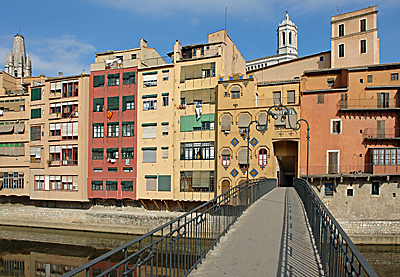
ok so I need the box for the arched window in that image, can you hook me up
[289,32,292,44]
[259,149,268,166]
[282,32,286,45]
[238,113,251,135]
[221,114,231,132]
[238,148,249,170]
[258,112,267,131]
[221,149,231,167]
[231,86,240,99]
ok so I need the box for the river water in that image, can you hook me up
[0,225,399,276]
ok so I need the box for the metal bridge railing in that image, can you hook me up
[294,178,378,277]
[62,178,277,277]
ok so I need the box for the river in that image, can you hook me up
[0,226,399,276]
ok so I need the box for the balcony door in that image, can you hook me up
[377,120,385,138]
[328,151,339,174]
[377,93,389,108]
[341,93,348,109]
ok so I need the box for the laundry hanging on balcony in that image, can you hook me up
[195,102,203,121]
[106,58,122,69]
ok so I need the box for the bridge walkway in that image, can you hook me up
[189,187,324,276]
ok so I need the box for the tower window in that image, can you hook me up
[360,19,366,32]
[339,24,344,37]
[289,32,292,44]
[361,40,367,54]
[282,32,285,45]
[339,44,345,58]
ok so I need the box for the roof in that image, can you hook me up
[304,62,400,75]
[258,79,301,86]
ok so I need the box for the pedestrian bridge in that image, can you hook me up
[63,179,378,277]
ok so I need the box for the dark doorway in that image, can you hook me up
[273,141,298,187]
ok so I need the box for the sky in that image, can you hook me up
[1,1,399,77]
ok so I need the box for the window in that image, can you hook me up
[31,108,41,119]
[93,123,104,138]
[361,40,367,54]
[180,62,215,82]
[372,181,379,195]
[331,119,342,134]
[319,56,324,62]
[93,75,105,87]
[162,147,168,158]
[50,82,62,94]
[339,24,344,37]
[238,148,249,170]
[273,91,281,105]
[123,72,135,85]
[360,19,366,32]
[325,183,333,196]
[123,95,134,111]
[372,148,400,166]
[143,124,157,138]
[377,120,385,138]
[31,87,41,101]
[107,122,119,137]
[231,86,240,99]
[107,96,119,111]
[92,148,103,160]
[92,181,103,191]
[143,73,157,87]
[328,151,339,174]
[62,81,78,97]
[258,149,268,166]
[93,168,102,173]
[287,90,295,104]
[162,124,169,135]
[106,148,119,160]
[62,145,78,165]
[143,148,156,163]
[221,149,231,167]
[180,142,215,160]
[62,122,78,140]
[238,114,251,135]
[391,73,399,81]
[107,73,119,86]
[367,75,373,83]
[93,98,104,112]
[339,44,345,58]
[180,171,214,192]
[158,175,171,191]
[318,94,325,103]
[34,175,45,190]
[327,78,334,87]
[163,95,169,106]
[377,92,389,108]
[49,146,61,162]
[180,114,215,132]
[143,98,157,110]
[122,122,134,137]
[289,32,292,44]
[131,54,137,59]
[221,114,231,132]
[347,188,354,197]
[163,71,169,81]
[106,181,118,191]
[30,147,42,163]
[146,176,157,191]
[121,147,134,159]
[62,102,78,118]
[3,172,24,189]
[30,126,41,141]
[282,31,285,44]
[123,167,133,172]
[121,181,133,191]
[108,167,117,172]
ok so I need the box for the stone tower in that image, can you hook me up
[5,34,32,77]
[277,12,298,57]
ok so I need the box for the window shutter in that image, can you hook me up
[200,171,210,188]
[31,88,41,101]
[221,149,231,156]
[287,90,295,104]
[123,95,134,111]
[146,178,157,191]
[143,126,157,139]
[328,152,339,173]
[192,171,202,187]
[73,122,79,136]
[143,149,156,162]
[62,123,67,136]
[162,125,168,134]
[238,114,251,128]
[180,116,194,132]
[273,92,281,105]
[158,175,171,191]
[258,112,267,126]
[286,109,297,129]
[238,148,248,164]
[107,96,119,111]
[221,114,231,131]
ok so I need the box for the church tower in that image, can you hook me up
[277,12,298,57]
[4,34,32,77]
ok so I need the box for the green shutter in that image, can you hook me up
[93,75,104,87]
[145,175,158,178]
[107,96,119,110]
[142,71,158,75]
[31,108,41,119]
[180,115,195,132]
[92,180,103,185]
[31,88,41,101]
[108,73,119,78]
[200,113,215,122]
[141,123,157,126]
[122,95,134,111]
[158,175,171,191]
[162,92,169,96]
[123,72,135,79]
[142,94,157,99]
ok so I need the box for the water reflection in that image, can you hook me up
[358,244,400,277]
[0,226,138,277]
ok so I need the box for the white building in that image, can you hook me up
[246,12,298,72]
[5,34,32,77]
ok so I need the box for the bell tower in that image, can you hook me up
[277,11,298,57]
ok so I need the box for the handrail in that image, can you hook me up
[294,178,378,277]
[62,178,277,277]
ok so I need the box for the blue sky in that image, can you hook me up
[1,1,399,77]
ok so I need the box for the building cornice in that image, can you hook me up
[330,9,378,24]
[331,28,378,41]
[301,88,349,94]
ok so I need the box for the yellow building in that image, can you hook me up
[216,75,301,193]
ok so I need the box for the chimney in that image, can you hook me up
[140,39,147,48]
[58,72,63,77]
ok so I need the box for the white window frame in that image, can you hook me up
[331,119,342,134]
[326,150,340,174]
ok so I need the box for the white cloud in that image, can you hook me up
[28,35,96,77]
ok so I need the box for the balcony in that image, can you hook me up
[337,98,400,111]
[49,92,61,99]
[141,57,170,67]
[363,128,400,141]
[48,113,62,120]
[300,164,373,177]
[47,160,61,167]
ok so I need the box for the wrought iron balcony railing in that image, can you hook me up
[337,98,400,110]
[363,128,400,140]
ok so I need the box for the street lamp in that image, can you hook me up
[265,103,310,181]
[246,121,265,181]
